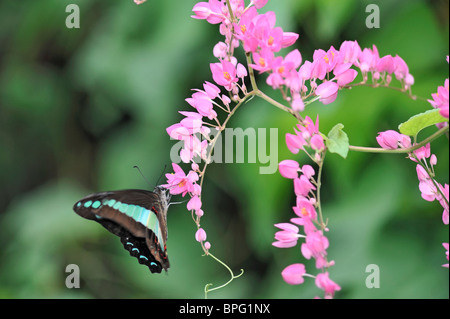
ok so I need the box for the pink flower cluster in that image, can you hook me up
[377,131,449,267]
[428,56,449,120]
[162,162,211,251]
[193,0,414,112]
[274,116,341,298]
[264,41,414,109]
[284,115,325,161]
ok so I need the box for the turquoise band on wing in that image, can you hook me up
[79,198,164,247]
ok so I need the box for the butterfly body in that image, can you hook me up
[73,187,170,273]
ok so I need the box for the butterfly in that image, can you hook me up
[73,186,171,273]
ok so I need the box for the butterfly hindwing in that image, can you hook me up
[73,188,170,273]
[120,230,163,274]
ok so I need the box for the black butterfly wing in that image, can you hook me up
[73,189,169,273]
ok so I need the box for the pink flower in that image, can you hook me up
[333,63,358,87]
[167,123,190,141]
[310,134,325,151]
[281,32,299,48]
[201,81,221,99]
[186,91,218,120]
[264,26,284,53]
[339,40,361,65]
[250,47,275,73]
[191,0,226,24]
[412,143,431,161]
[213,41,228,59]
[301,230,329,268]
[315,81,339,105]
[267,49,302,89]
[250,0,269,9]
[291,95,305,112]
[440,184,449,224]
[358,45,380,73]
[234,7,259,52]
[294,175,316,197]
[285,116,324,153]
[443,243,449,268]
[285,132,306,154]
[416,164,440,202]
[236,63,248,78]
[376,130,402,149]
[273,223,303,248]
[298,115,319,139]
[315,272,341,298]
[298,60,312,82]
[281,263,306,285]
[278,160,300,179]
[301,165,315,179]
[210,60,239,91]
[393,55,410,81]
[309,58,328,81]
[292,198,317,221]
[428,78,449,119]
[179,135,209,163]
[377,55,396,74]
[291,214,317,235]
[314,46,339,73]
[164,163,199,197]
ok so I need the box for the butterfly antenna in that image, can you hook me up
[155,164,167,186]
[133,165,153,188]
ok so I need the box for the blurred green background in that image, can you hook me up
[0,0,448,299]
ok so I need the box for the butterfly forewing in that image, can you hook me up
[73,188,170,273]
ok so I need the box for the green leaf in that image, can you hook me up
[398,109,448,137]
[326,123,349,158]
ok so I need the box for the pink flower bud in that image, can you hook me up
[187,195,202,211]
[251,0,269,9]
[315,81,339,105]
[339,40,361,65]
[301,165,315,179]
[278,160,300,179]
[191,163,199,171]
[430,154,437,166]
[336,68,358,87]
[203,81,221,99]
[376,130,401,149]
[281,263,306,285]
[237,63,248,78]
[195,228,207,242]
[310,134,325,151]
[281,32,299,48]
[291,96,305,112]
[377,55,395,74]
[196,209,204,218]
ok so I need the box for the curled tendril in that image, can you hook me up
[203,252,245,299]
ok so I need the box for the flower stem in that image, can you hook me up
[316,152,327,229]
[349,125,449,154]
[256,90,296,116]
[245,52,259,92]
[344,81,426,102]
